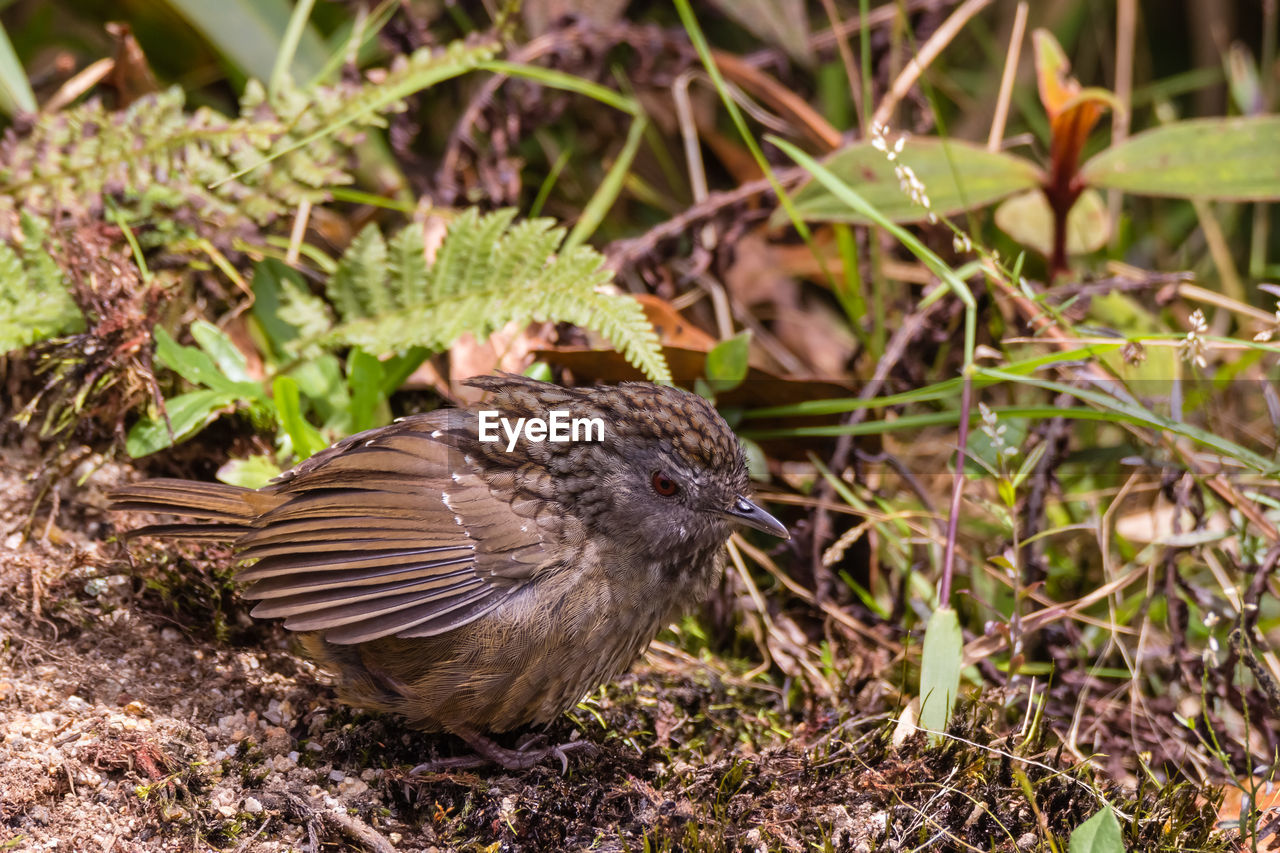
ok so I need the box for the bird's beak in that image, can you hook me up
[723,495,790,539]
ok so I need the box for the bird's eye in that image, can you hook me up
[651,471,679,496]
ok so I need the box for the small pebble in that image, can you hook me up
[338,777,369,797]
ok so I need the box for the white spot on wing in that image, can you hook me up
[440,491,470,536]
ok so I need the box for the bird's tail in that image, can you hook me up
[108,478,280,541]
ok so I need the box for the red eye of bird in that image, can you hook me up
[651,472,679,496]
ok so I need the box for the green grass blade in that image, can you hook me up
[269,0,318,97]
[566,115,648,249]
[477,60,640,115]
[0,20,35,116]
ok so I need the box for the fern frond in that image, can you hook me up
[226,40,497,182]
[326,225,390,319]
[389,224,429,305]
[325,210,670,382]
[0,40,496,243]
[0,214,83,353]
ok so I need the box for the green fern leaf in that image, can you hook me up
[326,224,390,319]
[389,223,429,306]
[325,209,670,382]
[0,214,83,353]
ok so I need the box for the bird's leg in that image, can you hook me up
[409,727,595,774]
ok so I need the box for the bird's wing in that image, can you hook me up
[238,414,556,645]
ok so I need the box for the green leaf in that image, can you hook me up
[1081,115,1280,200]
[188,319,253,384]
[919,606,963,744]
[250,259,332,361]
[346,348,385,434]
[290,354,348,425]
[217,454,282,489]
[388,225,428,307]
[740,437,770,481]
[378,348,431,396]
[964,416,1028,476]
[705,331,752,392]
[1068,806,1125,853]
[994,187,1111,256]
[161,0,328,84]
[272,375,327,460]
[769,136,978,365]
[1011,442,1048,491]
[783,138,1042,225]
[269,0,318,97]
[126,389,239,457]
[523,361,554,382]
[478,60,640,117]
[152,326,262,398]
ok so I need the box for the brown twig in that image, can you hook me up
[987,2,1028,151]
[1046,270,1193,302]
[605,167,809,273]
[870,0,995,130]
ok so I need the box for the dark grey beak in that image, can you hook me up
[724,495,790,539]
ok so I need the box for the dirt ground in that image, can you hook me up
[0,443,1230,852]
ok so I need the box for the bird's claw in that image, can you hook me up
[409,731,596,775]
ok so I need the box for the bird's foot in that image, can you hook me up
[410,729,595,774]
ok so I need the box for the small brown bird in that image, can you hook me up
[110,374,788,770]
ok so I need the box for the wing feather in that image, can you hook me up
[245,556,474,597]
[316,590,505,644]
[250,567,481,619]
[233,413,553,644]
[238,547,473,582]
